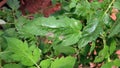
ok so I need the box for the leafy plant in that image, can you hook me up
[0,0,120,68]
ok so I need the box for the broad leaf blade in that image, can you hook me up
[54,46,76,55]
[108,13,120,37]
[60,32,81,46]
[3,64,23,68]
[40,59,52,68]
[94,45,109,63]
[78,18,103,48]
[6,37,41,66]
[51,56,76,68]
[7,0,20,10]
[101,62,113,68]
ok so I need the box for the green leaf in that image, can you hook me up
[74,1,91,17]
[101,62,113,68]
[54,46,76,55]
[113,59,120,66]
[82,18,99,36]
[0,30,3,36]
[69,0,78,9]
[80,45,90,56]
[40,59,52,68]
[0,51,13,62]
[91,2,102,10]
[113,2,120,10]
[89,42,95,54]
[7,0,20,10]
[3,28,17,37]
[60,32,81,46]
[109,39,116,55]
[36,16,65,28]
[3,64,23,68]
[51,56,76,68]
[78,18,103,48]
[108,13,120,37]
[94,45,109,62]
[16,16,82,36]
[103,13,111,25]
[6,37,41,66]
[28,66,36,68]
[36,16,82,29]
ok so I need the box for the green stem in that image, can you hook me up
[101,33,111,62]
[108,56,111,62]
[101,33,106,47]
[102,0,115,18]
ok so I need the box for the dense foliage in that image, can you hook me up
[0,0,120,68]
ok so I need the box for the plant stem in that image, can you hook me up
[102,0,115,18]
[101,33,106,47]
[101,33,112,62]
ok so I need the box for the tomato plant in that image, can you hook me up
[0,0,120,68]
